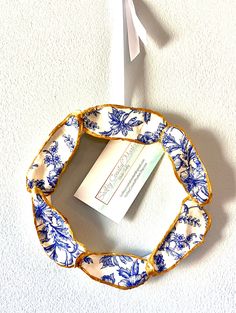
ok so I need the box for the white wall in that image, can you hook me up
[0,1,235,312]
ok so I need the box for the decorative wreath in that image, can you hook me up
[26,104,212,290]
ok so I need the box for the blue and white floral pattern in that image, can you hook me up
[43,141,63,191]
[101,273,115,284]
[65,116,79,129]
[152,198,210,273]
[27,178,46,191]
[137,122,166,144]
[32,192,85,267]
[82,106,167,144]
[26,105,212,289]
[63,134,75,152]
[153,254,167,272]
[26,114,80,195]
[117,259,148,287]
[79,254,149,289]
[100,255,133,268]
[158,229,198,260]
[161,126,210,204]
[99,107,143,136]
[83,109,101,131]
[83,256,94,264]
[178,203,201,227]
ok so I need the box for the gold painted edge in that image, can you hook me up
[79,103,168,145]
[75,251,151,290]
[79,103,167,121]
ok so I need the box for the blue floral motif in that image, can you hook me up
[63,134,75,152]
[83,109,101,130]
[33,193,83,266]
[101,273,115,284]
[162,127,209,203]
[143,111,151,124]
[202,211,209,224]
[87,109,101,117]
[153,254,167,272]
[99,108,143,137]
[117,259,148,287]
[100,255,133,269]
[137,131,158,144]
[65,116,79,129]
[131,109,151,124]
[178,204,201,227]
[27,178,46,191]
[137,122,166,144]
[180,170,208,199]
[27,179,34,189]
[43,141,64,191]
[159,227,198,260]
[83,116,99,130]
[83,256,93,264]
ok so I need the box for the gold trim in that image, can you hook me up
[75,251,151,290]
[79,103,167,121]
[26,104,213,288]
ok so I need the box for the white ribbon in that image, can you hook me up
[124,0,147,61]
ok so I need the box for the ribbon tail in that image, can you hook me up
[125,0,147,61]
[132,8,147,46]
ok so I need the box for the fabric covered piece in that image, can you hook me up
[161,126,211,204]
[82,105,167,144]
[76,253,150,290]
[26,115,81,195]
[150,198,211,273]
[32,191,86,267]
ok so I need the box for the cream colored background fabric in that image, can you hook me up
[0,0,235,312]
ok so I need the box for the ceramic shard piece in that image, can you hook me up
[76,253,152,289]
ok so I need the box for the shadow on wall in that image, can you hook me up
[51,111,234,262]
[123,0,233,268]
[52,0,234,268]
[123,0,172,106]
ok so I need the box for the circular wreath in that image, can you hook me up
[26,104,212,290]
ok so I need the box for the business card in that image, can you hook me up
[74,140,164,223]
